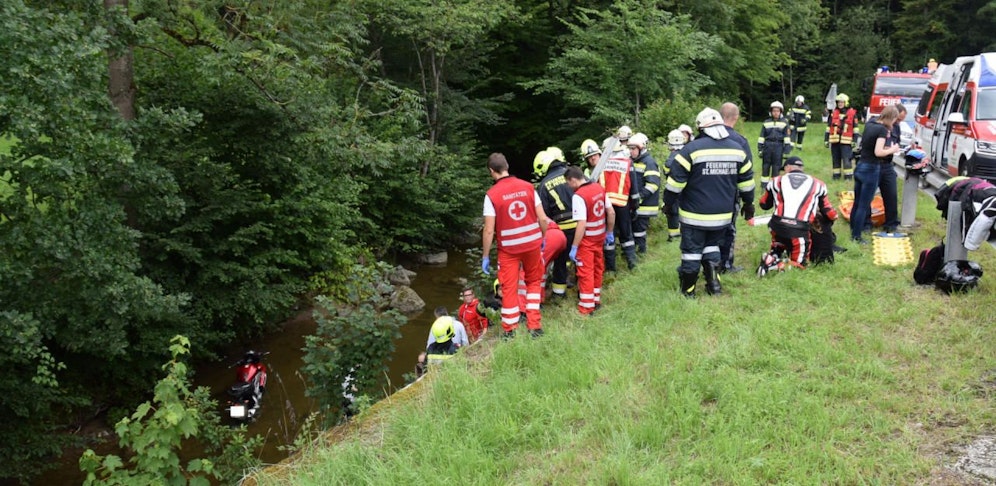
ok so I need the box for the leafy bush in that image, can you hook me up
[79,336,261,486]
[301,264,406,423]
[638,94,726,143]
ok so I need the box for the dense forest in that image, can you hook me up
[2,0,995,482]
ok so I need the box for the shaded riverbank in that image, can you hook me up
[24,248,477,485]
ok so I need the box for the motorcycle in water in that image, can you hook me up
[227,350,268,422]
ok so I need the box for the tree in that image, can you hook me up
[893,0,996,65]
[368,0,519,175]
[659,0,790,108]
[525,0,719,131]
[777,0,827,104]
[817,5,893,109]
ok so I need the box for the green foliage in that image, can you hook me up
[819,5,893,109]
[660,0,790,100]
[353,146,486,254]
[637,94,724,142]
[0,4,189,474]
[79,336,262,485]
[302,263,406,423]
[0,311,78,482]
[526,0,719,130]
[366,0,520,148]
[773,0,827,105]
[891,0,996,66]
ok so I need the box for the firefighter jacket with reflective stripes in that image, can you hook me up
[826,108,858,144]
[537,162,577,230]
[632,150,661,216]
[598,146,638,207]
[486,176,543,254]
[758,171,837,238]
[789,103,812,131]
[573,180,609,245]
[758,116,792,152]
[662,134,755,229]
[425,340,457,364]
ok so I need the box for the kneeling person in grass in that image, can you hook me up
[758,156,837,267]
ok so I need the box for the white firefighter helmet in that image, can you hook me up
[770,101,784,111]
[580,139,601,159]
[667,129,685,149]
[616,125,633,141]
[695,108,723,128]
[628,133,649,149]
[795,95,804,104]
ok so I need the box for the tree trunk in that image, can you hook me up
[105,0,136,121]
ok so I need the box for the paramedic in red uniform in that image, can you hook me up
[481,153,549,339]
[457,287,488,342]
[564,166,615,315]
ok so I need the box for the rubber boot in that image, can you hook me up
[623,245,638,270]
[604,246,617,272]
[635,236,647,254]
[679,271,698,298]
[702,261,722,295]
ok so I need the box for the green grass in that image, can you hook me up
[249,124,996,485]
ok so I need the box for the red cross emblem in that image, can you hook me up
[593,200,605,217]
[508,200,528,221]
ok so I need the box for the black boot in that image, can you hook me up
[623,245,638,270]
[604,246,617,272]
[679,271,698,298]
[702,262,722,295]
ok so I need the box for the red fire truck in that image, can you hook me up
[866,70,932,147]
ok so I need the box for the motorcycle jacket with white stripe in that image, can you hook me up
[759,171,837,238]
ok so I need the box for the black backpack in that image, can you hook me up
[913,242,945,285]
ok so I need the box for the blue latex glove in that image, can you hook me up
[569,245,578,263]
[541,238,546,253]
[481,256,490,275]
[606,232,615,246]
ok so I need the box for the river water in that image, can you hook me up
[27,248,476,485]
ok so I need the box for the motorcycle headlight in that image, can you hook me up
[976,140,996,156]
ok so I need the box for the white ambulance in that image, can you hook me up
[913,52,996,183]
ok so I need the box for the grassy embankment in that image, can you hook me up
[248,123,996,484]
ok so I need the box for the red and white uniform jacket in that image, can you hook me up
[598,147,637,208]
[572,181,610,247]
[485,176,543,254]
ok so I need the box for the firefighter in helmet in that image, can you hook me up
[580,139,601,179]
[662,108,755,297]
[825,93,859,180]
[662,129,685,242]
[757,101,792,185]
[789,95,812,149]
[534,147,576,300]
[627,133,660,254]
[597,125,640,271]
